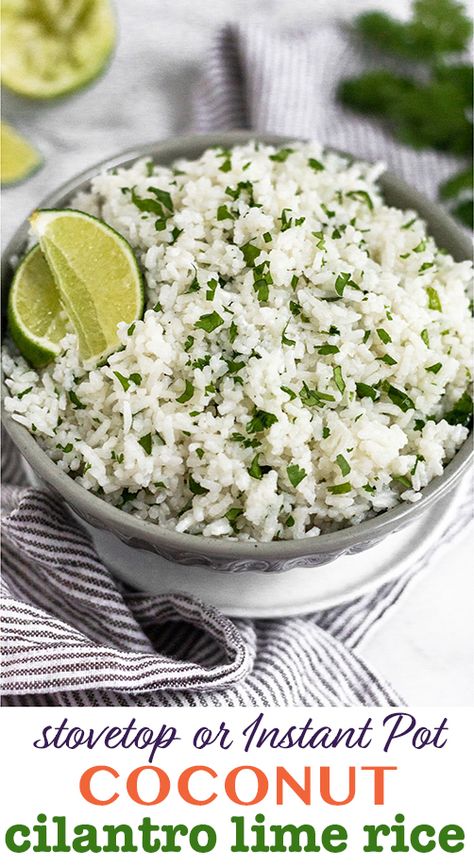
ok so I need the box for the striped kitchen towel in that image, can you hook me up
[1,20,472,707]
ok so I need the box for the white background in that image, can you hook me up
[1,708,473,862]
[2,0,473,705]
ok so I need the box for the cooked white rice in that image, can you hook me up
[3,142,473,541]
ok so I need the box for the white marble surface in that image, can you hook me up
[2,0,472,705]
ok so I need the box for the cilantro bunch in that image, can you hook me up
[338,0,473,227]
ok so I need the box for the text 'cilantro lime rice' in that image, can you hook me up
[3,142,473,542]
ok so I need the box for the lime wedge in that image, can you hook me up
[30,209,144,362]
[1,122,42,186]
[7,244,67,367]
[1,0,116,99]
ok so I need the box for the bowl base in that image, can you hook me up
[79,484,460,618]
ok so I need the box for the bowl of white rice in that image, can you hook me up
[2,132,472,574]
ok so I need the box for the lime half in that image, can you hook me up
[7,244,67,367]
[30,209,144,362]
[1,122,43,186]
[1,0,116,99]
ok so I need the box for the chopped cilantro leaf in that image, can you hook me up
[318,344,339,355]
[300,383,335,407]
[413,239,427,253]
[217,204,233,221]
[376,327,392,344]
[384,383,415,412]
[322,426,330,439]
[421,328,430,347]
[148,187,174,212]
[226,507,244,523]
[248,454,271,479]
[192,355,211,370]
[17,386,33,399]
[270,147,294,162]
[189,476,209,495]
[426,362,442,374]
[287,464,307,487]
[312,230,326,250]
[246,409,278,434]
[170,226,183,244]
[240,241,261,268]
[380,353,397,365]
[68,390,86,408]
[335,272,351,296]
[281,325,296,347]
[113,372,130,392]
[444,390,473,426]
[393,474,412,489]
[426,286,442,311]
[356,382,378,400]
[184,335,194,352]
[328,482,352,494]
[336,454,351,476]
[195,311,224,333]
[176,381,194,403]
[333,366,346,394]
[281,386,297,400]
[289,300,302,315]
[138,433,152,455]
[346,189,374,209]
[308,157,325,172]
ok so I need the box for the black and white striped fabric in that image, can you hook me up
[1,21,471,707]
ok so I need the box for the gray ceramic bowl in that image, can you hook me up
[2,131,472,574]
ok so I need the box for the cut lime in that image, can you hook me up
[30,209,144,362]
[1,0,116,99]
[7,244,67,367]
[1,122,43,186]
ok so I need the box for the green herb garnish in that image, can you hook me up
[270,147,294,163]
[346,190,374,209]
[287,464,307,487]
[195,311,224,333]
[318,344,339,355]
[336,454,351,476]
[376,328,392,344]
[176,381,195,403]
[246,409,278,434]
[328,482,352,494]
[356,382,378,400]
[426,286,442,311]
[333,366,345,394]
[138,433,153,455]
[308,157,325,172]
[444,390,473,426]
[189,476,209,495]
[335,272,351,296]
